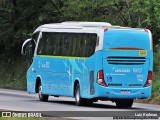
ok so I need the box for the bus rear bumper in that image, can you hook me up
[93,85,151,99]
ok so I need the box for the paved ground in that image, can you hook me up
[0,88,159,120]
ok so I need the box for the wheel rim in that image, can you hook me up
[76,88,80,103]
[39,86,42,98]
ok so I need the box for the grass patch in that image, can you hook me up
[0,58,30,90]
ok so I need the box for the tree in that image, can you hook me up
[0,0,66,57]
[0,0,160,58]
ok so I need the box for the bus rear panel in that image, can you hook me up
[94,29,152,100]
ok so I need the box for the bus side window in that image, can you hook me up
[23,40,33,64]
[37,33,45,55]
[23,32,39,63]
[32,32,39,54]
[88,34,97,56]
[36,32,97,57]
[77,33,97,57]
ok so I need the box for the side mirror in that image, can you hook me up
[21,38,32,55]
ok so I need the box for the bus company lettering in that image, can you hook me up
[115,68,130,73]
[133,68,142,73]
[42,62,50,68]
[137,74,144,81]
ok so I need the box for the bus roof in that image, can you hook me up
[35,22,144,32]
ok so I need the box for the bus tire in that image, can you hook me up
[75,84,85,106]
[115,99,133,108]
[38,82,49,102]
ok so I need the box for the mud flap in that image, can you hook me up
[90,70,95,95]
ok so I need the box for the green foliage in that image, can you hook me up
[152,47,160,101]
[0,0,160,56]
[0,58,29,89]
[0,0,65,57]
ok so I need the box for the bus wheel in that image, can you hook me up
[38,82,49,101]
[115,99,133,108]
[75,84,84,106]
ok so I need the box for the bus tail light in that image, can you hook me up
[104,28,108,32]
[144,71,152,87]
[97,70,107,87]
[144,29,149,32]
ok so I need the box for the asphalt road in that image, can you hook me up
[0,88,160,120]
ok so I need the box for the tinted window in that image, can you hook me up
[32,32,39,44]
[31,32,39,54]
[37,32,97,57]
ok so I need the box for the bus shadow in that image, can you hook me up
[46,99,115,109]
[45,100,147,110]
[90,103,147,110]
[30,98,147,110]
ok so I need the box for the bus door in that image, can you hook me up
[21,32,39,93]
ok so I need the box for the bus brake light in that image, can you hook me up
[104,28,108,32]
[144,29,149,32]
[97,70,107,87]
[144,71,152,87]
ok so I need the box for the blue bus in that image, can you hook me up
[21,22,153,108]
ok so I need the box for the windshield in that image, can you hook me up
[103,30,150,50]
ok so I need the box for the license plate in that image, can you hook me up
[121,90,130,94]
